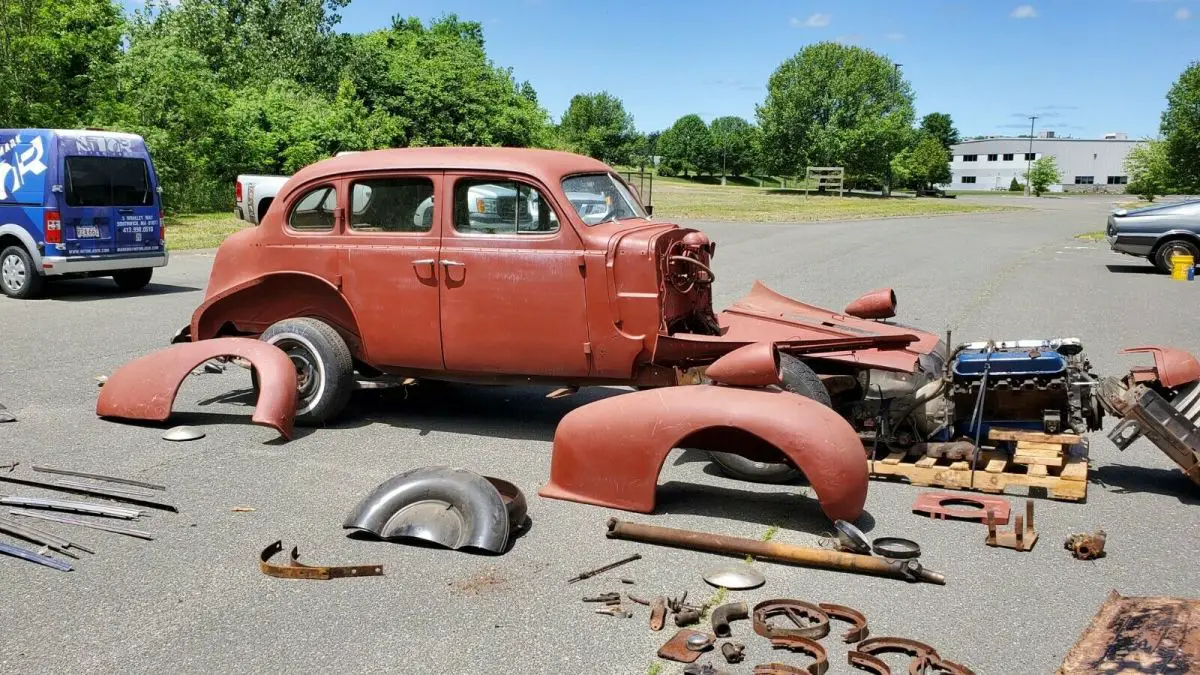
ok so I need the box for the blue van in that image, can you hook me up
[0,129,167,299]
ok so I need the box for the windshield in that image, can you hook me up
[561,173,647,225]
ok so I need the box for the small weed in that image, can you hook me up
[700,586,728,619]
[647,662,662,675]
[1074,231,1106,241]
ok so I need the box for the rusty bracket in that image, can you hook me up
[1065,531,1106,560]
[985,500,1038,552]
[847,651,891,674]
[818,602,869,643]
[650,595,667,631]
[753,599,831,641]
[657,629,714,664]
[912,492,1011,526]
[769,634,830,674]
[582,592,621,603]
[258,540,383,580]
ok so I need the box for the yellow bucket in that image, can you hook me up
[1170,253,1195,281]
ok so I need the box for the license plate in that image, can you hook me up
[76,225,100,238]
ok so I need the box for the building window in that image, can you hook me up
[961,176,977,184]
[1106,175,1128,185]
[1003,153,1014,161]
[987,154,998,161]
[963,154,977,162]
[1024,153,1036,161]
[1074,176,1095,185]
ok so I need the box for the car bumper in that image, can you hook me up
[1107,234,1154,257]
[41,252,169,276]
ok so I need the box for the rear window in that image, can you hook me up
[64,157,154,207]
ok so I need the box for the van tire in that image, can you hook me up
[112,268,153,292]
[0,245,43,299]
[260,317,354,426]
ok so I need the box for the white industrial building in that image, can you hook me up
[947,132,1144,193]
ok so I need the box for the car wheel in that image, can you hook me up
[0,245,44,299]
[112,268,153,292]
[707,354,832,484]
[1153,238,1200,274]
[260,317,354,426]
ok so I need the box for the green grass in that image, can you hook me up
[652,182,1010,222]
[166,212,249,250]
[1075,231,1106,241]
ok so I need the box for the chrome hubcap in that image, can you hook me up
[1,254,26,292]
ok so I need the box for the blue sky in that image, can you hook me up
[131,0,1198,139]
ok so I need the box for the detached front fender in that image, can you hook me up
[96,337,297,440]
[538,385,868,522]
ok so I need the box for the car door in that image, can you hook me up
[438,172,591,377]
[335,172,444,370]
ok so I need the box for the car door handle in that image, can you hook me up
[118,208,135,215]
[412,258,436,265]
[439,260,465,268]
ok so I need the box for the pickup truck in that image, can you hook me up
[234,174,288,225]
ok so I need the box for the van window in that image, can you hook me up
[64,157,154,207]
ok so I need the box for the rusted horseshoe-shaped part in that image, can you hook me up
[753,599,831,641]
[929,659,975,675]
[259,540,383,580]
[856,637,942,675]
[848,651,891,675]
[765,635,830,675]
[754,664,810,675]
[818,602,869,643]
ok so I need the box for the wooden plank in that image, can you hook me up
[1014,441,1066,457]
[868,451,1088,503]
[984,458,1008,474]
[1013,454,1066,468]
[915,457,937,468]
[1028,464,1049,477]
[988,428,1081,444]
[1059,457,1090,482]
[948,461,970,471]
[881,452,905,466]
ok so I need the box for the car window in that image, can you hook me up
[561,173,647,225]
[452,179,559,235]
[350,178,435,233]
[288,186,337,232]
[64,157,154,207]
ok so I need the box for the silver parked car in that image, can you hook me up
[1107,199,1200,272]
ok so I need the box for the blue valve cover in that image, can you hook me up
[952,349,1068,378]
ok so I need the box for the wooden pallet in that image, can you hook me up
[869,449,1088,502]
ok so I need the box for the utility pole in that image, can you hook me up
[720,132,727,187]
[1024,115,1038,196]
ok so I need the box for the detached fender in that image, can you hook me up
[1123,345,1200,389]
[96,337,297,439]
[539,386,868,522]
[343,466,528,554]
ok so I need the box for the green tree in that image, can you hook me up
[919,113,959,150]
[558,91,635,164]
[659,114,715,178]
[1161,61,1200,191]
[1009,176,1022,192]
[709,116,759,180]
[0,0,124,127]
[1125,138,1172,201]
[890,134,950,190]
[757,42,915,194]
[1026,155,1062,196]
[628,131,658,171]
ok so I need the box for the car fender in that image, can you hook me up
[1123,345,1200,389]
[0,223,43,268]
[539,385,869,522]
[343,466,527,554]
[96,337,297,439]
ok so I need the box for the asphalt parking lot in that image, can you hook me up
[1,195,1197,674]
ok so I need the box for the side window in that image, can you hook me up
[350,177,435,233]
[288,185,337,232]
[452,179,559,235]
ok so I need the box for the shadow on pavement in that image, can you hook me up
[1090,463,1200,504]
[40,280,200,301]
[1105,263,1159,275]
[655,480,876,535]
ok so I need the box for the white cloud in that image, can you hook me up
[1010,4,1038,18]
[834,35,863,45]
[791,12,832,28]
[884,32,906,41]
[1176,7,1192,19]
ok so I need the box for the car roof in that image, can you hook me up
[288,147,615,187]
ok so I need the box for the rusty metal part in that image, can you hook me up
[0,474,177,513]
[567,553,641,584]
[582,592,621,603]
[31,465,167,491]
[1065,531,1107,560]
[834,520,872,554]
[856,637,941,674]
[9,509,154,540]
[607,519,946,584]
[704,342,781,387]
[721,641,746,663]
[912,492,1011,526]
[1106,382,1200,487]
[667,590,699,613]
[649,596,667,631]
[258,540,383,580]
[0,461,17,471]
[97,338,296,439]
[620,577,635,584]
[871,537,921,560]
[754,664,811,675]
[712,602,750,637]
[675,608,702,627]
[657,629,714,663]
[844,288,897,320]
[819,603,870,643]
[935,659,975,675]
[768,635,830,675]
[913,441,975,461]
[594,605,632,618]
[1058,590,1200,673]
[1122,346,1200,389]
[848,651,891,674]
[626,593,651,606]
[542,386,870,523]
[986,500,1037,552]
[753,599,831,641]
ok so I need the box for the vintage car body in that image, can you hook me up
[185,147,936,392]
